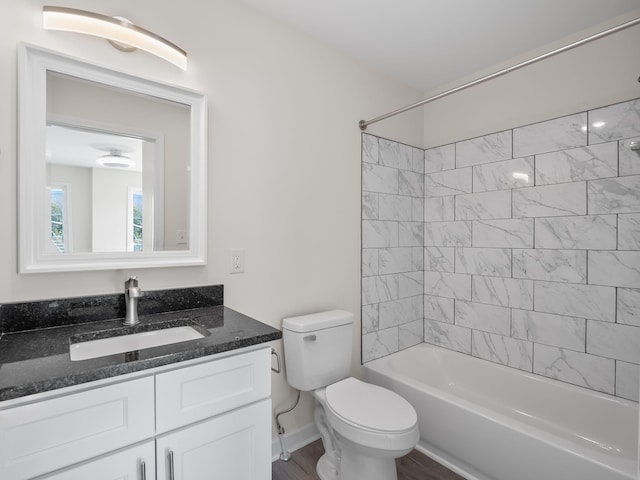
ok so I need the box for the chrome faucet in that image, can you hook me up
[124,276,142,326]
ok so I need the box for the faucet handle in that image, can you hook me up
[124,276,139,289]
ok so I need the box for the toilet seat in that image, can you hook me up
[324,377,419,451]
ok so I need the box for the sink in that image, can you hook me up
[70,326,205,361]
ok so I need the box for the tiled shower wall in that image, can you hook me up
[362,98,640,401]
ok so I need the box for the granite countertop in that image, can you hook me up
[0,286,282,402]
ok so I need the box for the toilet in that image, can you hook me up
[282,310,419,480]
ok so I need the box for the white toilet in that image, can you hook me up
[282,310,419,480]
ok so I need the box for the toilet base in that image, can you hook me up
[316,453,339,480]
[337,442,399,480]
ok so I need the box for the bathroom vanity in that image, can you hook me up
[0,285,281,480]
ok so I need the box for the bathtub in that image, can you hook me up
[363,343,638,480]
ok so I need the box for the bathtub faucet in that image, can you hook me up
[123,276,142,326]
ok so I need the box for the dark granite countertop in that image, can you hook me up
[0,286,281,402]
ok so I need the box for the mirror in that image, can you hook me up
[18,44,207,272]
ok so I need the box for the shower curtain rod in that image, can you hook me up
[359,16,640,131]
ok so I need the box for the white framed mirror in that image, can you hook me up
[18,44,207,273]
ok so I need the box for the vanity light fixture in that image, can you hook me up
[96,149,134,168]
[42,6,187,70]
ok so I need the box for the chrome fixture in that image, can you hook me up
[124,276,142,326]
[274,389,301,462]
[630,141,640,152]
[42,6,187,70]
[359,16,640,130]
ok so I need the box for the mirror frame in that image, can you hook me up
[18,43,207,273]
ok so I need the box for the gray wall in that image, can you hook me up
[362,98,640,402]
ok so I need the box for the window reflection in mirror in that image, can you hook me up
[45,72,191,253]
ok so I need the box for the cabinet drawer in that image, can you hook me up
[42,441,155,480]
[156,347,270,433]
[0,376,154,480]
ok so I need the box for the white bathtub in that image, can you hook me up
[363,343,638,480]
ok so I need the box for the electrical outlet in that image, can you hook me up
[230,248,244,273]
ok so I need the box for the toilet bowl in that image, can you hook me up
[282,310,419,480]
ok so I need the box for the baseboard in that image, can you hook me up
[271,423,321,462]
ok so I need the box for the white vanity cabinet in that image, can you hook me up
[0,346,272,480]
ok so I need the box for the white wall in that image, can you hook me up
[0,0,422,436]
[423,11,640,147]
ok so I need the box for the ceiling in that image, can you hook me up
[240,0,640,92]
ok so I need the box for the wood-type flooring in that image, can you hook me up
[272,439,465,480]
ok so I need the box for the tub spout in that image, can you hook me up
[123,276,142,326]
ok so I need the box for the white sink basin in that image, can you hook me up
[70,326,205,361]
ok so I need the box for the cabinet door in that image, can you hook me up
[42,441,156,480]
[156,399,271,480]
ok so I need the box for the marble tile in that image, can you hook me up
[618,213,640,250]
[513,112,587,157]
[472,218,534,248]
[617,288,640,327]
[379,296,423,329]
[424,196,455,222]
[399,170,425,197]
[455,300,510,335]
[589,99,640,144]
[399,272,423,298]
[362,328,398,362]
[379,138,412,170]
[424,295,454,323]
[512,249,586,283]
[424,221,472,247]
[399,222,423,247]
[424,271,472,300]
[616,361,640,402]
[619,137,640,176]
[533,344,614,394]
[411,247,424,272]
[535,142,618,185]
[588,175,640,214]
[455,247,511,277]
[424,319,471,354]
[425,168,472,197]
[362,275,398,305]
[362,134,379,164]
[378,247,413,275]
[472,331,533,371]
[411,198,424,222]
[456,130,512,168]
[587,320,640,364]
[512,182,587,218]
[399,319,424,350]
[362,249,378,277]
[455,190,511,220]
[378,194,411,221]
[511,309,585,351]
[473,157,534,192]
[363,163,398,194]
[363,220,398,248]
[412,147,425,174]
[424,246,455,272]
[472,275,533,309]
[425,143,455,173]
[362,192,378,220]
[361,304,379,334]
[534,281,615,322]
[588,251,640,288]
[534,215,616,250]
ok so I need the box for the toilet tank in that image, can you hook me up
[282,310,353,391]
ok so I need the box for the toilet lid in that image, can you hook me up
[325,377,417,433]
